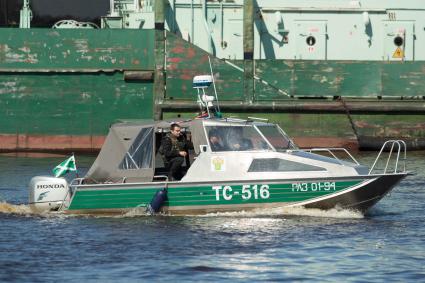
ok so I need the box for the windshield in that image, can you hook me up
[205,125,272,152]
[255,124,297,151]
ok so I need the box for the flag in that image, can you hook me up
[52,155,77,177]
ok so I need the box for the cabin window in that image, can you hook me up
[119,127,154,170]
[255,125,296,151]
[248,158,326,172]
[205,125,272,152]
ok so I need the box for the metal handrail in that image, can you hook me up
[153,175,168,182]
[70,176,127,186]
[70,178,85,186]
[369,140,407,175]
[306,148,360,165]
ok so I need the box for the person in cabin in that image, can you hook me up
[208,129,225,151]
[226,127,253,151]
[161,123,189,181]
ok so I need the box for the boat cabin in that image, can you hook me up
[82,118,297,184]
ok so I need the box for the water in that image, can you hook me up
[1,152,424,282]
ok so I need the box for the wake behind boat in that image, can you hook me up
[28,75,410,216]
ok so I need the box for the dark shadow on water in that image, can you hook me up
[365,206,401,218]
[179,265,230,273]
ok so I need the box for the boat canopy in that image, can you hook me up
[85,120,156,183]
[84,119,193,183]
[84,118,296,183]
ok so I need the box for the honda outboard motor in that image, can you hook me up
[29,176,70,212]
[146,189,168,214]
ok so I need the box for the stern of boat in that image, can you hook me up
[28,176,71,213]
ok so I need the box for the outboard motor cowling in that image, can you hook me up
[29,176,70,212]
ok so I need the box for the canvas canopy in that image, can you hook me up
[85,119,196,183]
[85,120,155,183]
[84,118,297,183]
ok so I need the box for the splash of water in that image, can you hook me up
[0,201,91,219]
[0,201,363,219]
[201,205,364,219]
[112,204,364,219]
[0,201,35,216]
[120,206,150,218]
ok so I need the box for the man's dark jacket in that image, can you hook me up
[161,133,188,161]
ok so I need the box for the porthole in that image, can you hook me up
[306,36,316,46]
[394,36,404,47]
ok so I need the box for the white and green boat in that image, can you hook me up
[28,116,409,215]
[28,76,409,216]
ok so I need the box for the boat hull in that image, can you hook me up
[65,174,407,215]
[303,174,407,213]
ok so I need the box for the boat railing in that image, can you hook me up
[305,148,360,166]
[369,140,407,175]
[71,175,169,186]
[70,178,85,186]
[70,177,127,186]
[153,175,168,182]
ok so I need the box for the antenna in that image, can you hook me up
[208,56,221,113]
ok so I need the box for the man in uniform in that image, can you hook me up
[162,123,189,181]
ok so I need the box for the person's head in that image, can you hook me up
[209,130,220,144]
[170,123,181,138]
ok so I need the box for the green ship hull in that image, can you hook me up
[2,0,425,151]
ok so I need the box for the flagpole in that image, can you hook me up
[72,152,79,178]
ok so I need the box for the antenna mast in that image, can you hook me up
[208,56,221,114]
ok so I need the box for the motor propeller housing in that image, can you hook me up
[28,176,70,212]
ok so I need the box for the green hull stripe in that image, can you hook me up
[68,180,362,210]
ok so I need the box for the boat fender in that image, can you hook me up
[146,188,168,214]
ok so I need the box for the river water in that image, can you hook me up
[0,152,424,282]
